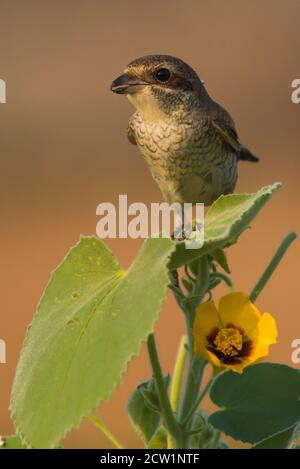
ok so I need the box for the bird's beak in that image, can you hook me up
[110,74,147,94]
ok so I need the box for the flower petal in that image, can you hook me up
[257,312,278,346]
[218,292,261,335]
[224,357,253,373]
[250,345,269,363]
[193,299,221,340]
[205,349,221,367]
[249,314,277,363]
[246,312,277,349]
[193,292,277,374]
[193,342,221,367]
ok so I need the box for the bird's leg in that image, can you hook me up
[171,224,186,241]
[171,206,187,241]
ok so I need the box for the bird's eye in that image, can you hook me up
[155,68,171,82]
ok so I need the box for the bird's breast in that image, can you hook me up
[134,116,195,165]
[132,113,237,205]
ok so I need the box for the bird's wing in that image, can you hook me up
[210,110,259,162]
[127,115,137,145]
[210,112,241,152]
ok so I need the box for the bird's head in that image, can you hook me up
[111,55,209,120]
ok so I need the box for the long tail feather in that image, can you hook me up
[239,145,260,162]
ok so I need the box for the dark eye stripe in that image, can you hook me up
[172,76,193,91]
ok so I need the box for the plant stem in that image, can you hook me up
[89,415,124,449]
[250,232,297,302]
[182,376,214,427]
[147,334,183,445]
[179,354,206,422]
[190,256,210,311]
[179,256,209,428]
[168,335,188,449]
[209,430,221,449]
[210,271,234,289]
[170,336,188,413]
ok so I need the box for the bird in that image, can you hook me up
[111,55,258,206]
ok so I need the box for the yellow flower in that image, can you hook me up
[193,292,277,373]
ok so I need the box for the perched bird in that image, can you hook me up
[111,55,258,206]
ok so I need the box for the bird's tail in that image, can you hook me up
[239,145,260,162]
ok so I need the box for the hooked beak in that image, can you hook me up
[110,74,147,94]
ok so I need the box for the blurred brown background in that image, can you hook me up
[0,0,299,448]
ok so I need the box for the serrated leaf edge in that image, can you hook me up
[10,237,175,448]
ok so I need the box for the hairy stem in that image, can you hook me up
[182,376,214,427]
[250,232,297,302]
[178,257,209,448]
[170,335,188,413]
[168,335,188,448]
[180,256,209,401]
[147,334,183,446]
[89,415,124,449]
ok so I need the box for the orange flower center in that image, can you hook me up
[214,327,243,357]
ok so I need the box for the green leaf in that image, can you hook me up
[189,411,220,449]
[11,236,174,448]
[210,248,231,273]
[127,376,170,443]
[169,183,281,269]
[148,427,168,449]
[0,436,25,449]
[252,424,300,449]
[209,363,300,444]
